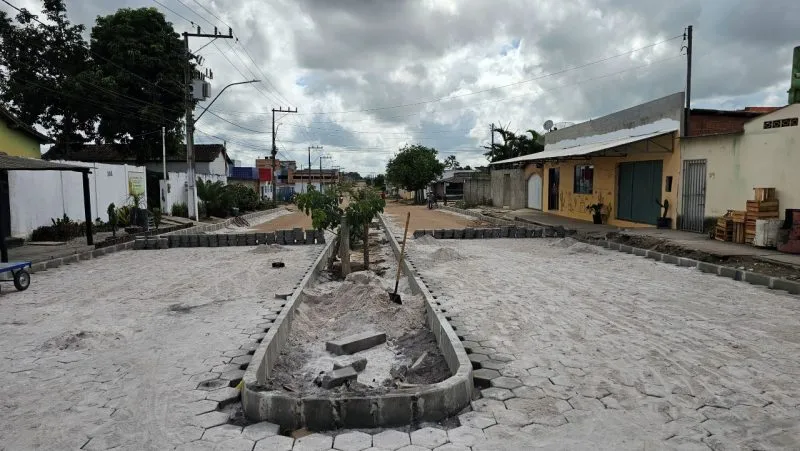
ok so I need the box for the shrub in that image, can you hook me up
[256,199,277,210]
[151,208,162,229]
[116,205,132,227]
[225,184,259,212]
[171,202,189,218]
[454,200,466,209]
[30,214,84,242]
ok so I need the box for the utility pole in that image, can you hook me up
[308,145,322,191]
[272,107,298,201]
[683,25,693,137]
[184,26,233,220]
[162,126,167,210]
[490,123,495,148]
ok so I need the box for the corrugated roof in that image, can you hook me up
[490,130,674,165]
[42,143,231,164]
[0,154,90,172]
[0,105,52,144]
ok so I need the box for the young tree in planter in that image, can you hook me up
[347,187,386,269]
[385,145,445,203]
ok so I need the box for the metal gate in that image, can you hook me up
[527,174,542,210]
[681,159,707,232]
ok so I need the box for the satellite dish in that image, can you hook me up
[543,120,554,132]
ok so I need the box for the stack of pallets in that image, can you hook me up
[745,188,779,244]
[730,210,746,244]
[715,214,734,242]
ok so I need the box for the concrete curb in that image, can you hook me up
[439,205,519,227]
[163,207,284,236]
[412,226,566,240]
[133,228,325,250]
[576,237,800,296]
[25,240,136,275]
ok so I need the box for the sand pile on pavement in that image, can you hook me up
[429,247,465,263]
[415,235,440,245]
[250,244,287,254]
[552,237,602,254]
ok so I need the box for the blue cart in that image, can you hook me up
[0,261,31,292]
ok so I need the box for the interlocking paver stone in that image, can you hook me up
[512,385,546,399]
[472,368,501,385]
[433,444,471,451]
[213,437,255,451]
[480,387,514,401]
[193,411,230,429]
[176,440,216,451]
[372,430,411,450]
[446,426,486,446]
[458,411,496,429]
[294,433,333,451]
[479,360,506,371]
[491,376,522,389]
[396,446,430,451]
[254,434,294,451]
[471,398,507,413]
[202,424,243,442]
[242,422,279,441]
[410,427,448,448]
[333,431,373,451]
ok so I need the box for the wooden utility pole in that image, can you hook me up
[308,145,322,191]
[340,216,351,276]
[683,25,693,137]
[184,26,233,219]
[271,107,298,201]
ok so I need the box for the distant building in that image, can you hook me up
[256,157,297,201]
[0,105,51,158]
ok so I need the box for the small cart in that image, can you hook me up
[0,261,31,292]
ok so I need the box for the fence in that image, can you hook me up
[463,176,491,206]
[159,172,226,216]
[8,161,147,238]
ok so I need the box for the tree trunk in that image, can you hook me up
[363,221,369,270]
[340,217,351,276]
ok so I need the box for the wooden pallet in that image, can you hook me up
[747,200,779,213]
[715,217,734,242]
[753,187,776,202]
[730,210,747,223]
[732,222,745,244]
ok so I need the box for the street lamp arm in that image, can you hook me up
[195,79,259,123]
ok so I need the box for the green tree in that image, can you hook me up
[90,7,186,163]
[196,178,225,218]
[373,174,386,191]
[483,124,544,162]
[386,144,445,200]
[0,0,98,148]
[444,155,460,169]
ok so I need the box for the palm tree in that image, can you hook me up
[196,178,225,218]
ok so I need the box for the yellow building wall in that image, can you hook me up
[538,133,680,228]
[0,119,42,158]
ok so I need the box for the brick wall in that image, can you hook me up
[689,114,750,137]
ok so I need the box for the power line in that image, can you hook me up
[152,0,196,26]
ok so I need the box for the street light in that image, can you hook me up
[195,79,259,123]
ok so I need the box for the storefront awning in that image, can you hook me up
[489,129,675,165]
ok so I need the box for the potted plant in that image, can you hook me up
[656,199,671,229]
[586,203,604,224]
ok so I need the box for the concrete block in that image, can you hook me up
[424,229,434,236]
[246,234,256,245]
[320,366,358,389]
[188,235,199,247]
[255,233,267,244]
[772,278,800,294]
[168,235,180,248]
[178,235,188,247]
[326,331,387,355]
[475,228,485,239]
[332,355,368,372]
[293,228,304,244]
[744,271,772,288]
[266,232,276,245]
[92,248,107,258]
[533,228,543,238]
[493,228,503,238]
[208,234,219,247]
[718,266,737,279]
[633,247,647,257]
[514,228,526,238]
[443,229,454,239]
[544,228,556,237]
[619,244,633,253]
[45,258,62,269]
[645,250,662,260]
[62,254,79,264]
[697,261,720,274]
[434,229,445,239]
[608,241,620,250]
[661,253,679,264]
[316,229,326,244]
[453,229,464,239]
[678,257,697,268]
[525,228,534,238]
[501,227,511,237]
[305,229,315,245]
[197,235,209,247]
[413,230,424,239]
[464,228,475,239]
[275,230,285,245]
[134,238,146,250]
[158,238,169,249]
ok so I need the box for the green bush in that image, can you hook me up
[171,202,189,218]
[225,184,259,212]
[454,200,466,209]
[256,199,277,210]
[30,214,84,242]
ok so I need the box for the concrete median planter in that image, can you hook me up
[240,217,473,430]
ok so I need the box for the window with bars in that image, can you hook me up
[573,164,594,194]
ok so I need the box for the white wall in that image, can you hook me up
[681,103,800,219]
[8,161,147,237]
[160,171,226,215]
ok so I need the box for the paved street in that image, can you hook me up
[0,246,321,450]
[391,233,800,449]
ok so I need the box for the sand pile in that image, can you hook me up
[415,235,440,245]
[551,237,602,254]
[250,244,287,254]
[429,247,465,263]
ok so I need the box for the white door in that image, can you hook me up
[527,174,542,210]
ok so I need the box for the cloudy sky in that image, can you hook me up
[4,0,799,175]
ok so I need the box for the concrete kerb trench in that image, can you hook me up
[163,207,284,236]
[240,216,474,430]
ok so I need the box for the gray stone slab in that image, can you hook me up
[697,261,720,274]
[413,230,423,239]
[500,227,510,238]
[168,235,180,248]
[188,235,199,247]
[208,234,219,247]
[434,229,445,239]
[332,355,368,372]
[443,229,454,239]
[453,229,464,239]
[372,430,410,449]
[333,431,372,451]
[305,229,315,245]
[198,235,209,247]
[679,257,698,267]
[544,228,556,237]
[255,233,267,244]
[661,253,679,264]
[533,228,543,238]
[744,271,772,288]
[475,228,485,239]
[633,247,647,256]
[464,228,475,239]
[266,232,276,245]
[133,239,146,250]
[246,234,257,245]
[316,229,325,244]
[326,331,387,355]
[293,228,304,244]
[772,278,800,294]
[275,230,285,245]
[718,266,737,279]
[645,250,662,260]
[157,238,169,249]
[320,366,358,388]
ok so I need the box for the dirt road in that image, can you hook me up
[383,201,489,233]
[250,207,313,232]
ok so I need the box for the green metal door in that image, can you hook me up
[617,161,662,225]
